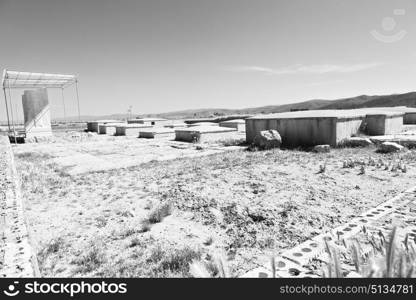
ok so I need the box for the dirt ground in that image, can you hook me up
[12,132,416,277]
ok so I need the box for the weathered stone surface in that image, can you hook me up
[139,128,175,138]
[252,130,282,150]
[343,137,373,147]
[175,126,237,143]
[369,135,416,149]
[22,89,52,138]
[378,142,405,153]
[313,144,331,153]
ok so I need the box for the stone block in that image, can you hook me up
[175,126,237,143]
[22,89,52,138]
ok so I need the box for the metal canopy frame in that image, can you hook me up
[1,69,81,141]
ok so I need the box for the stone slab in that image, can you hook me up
[175,126,238,143]
[164,123,188,128]
[98,123,126,135]
[188,122,219,127]
[246,107,409,146]
[115,124,153,136]
[139,128,175,138]
[132,118,169,126]
[219,119,246,131]
[87,120,118,133]
[249,109,367,120]
[369,135,416,148]
[184,115,252,124]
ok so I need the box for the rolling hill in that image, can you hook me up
[155,91,416,119]
[51,91,416,122]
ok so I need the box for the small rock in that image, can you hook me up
[252,130,282,150]
[343,137,373,147]
[313,144,330,153]
[378,142,405,153]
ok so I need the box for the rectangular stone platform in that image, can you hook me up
[219,119,246,131]
[184,114,252,124]
[115,124,153,136]
[163,123,188,128]
[87,120,118,133]
[128,118,169,127]
[358,107,416,125]
[175,126,237,143]
[188,122,219,127]
[98,123,126,135]
[246,108,409,147]
[139,128,175,139]
[246,110,365,147]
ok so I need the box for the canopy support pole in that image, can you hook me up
[2,87,11,132]
[7,82,17,144]
[75,80,81,121]
[61,88,66,120]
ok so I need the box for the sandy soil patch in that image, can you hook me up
[13,131,245,175]
[13,135,416,277]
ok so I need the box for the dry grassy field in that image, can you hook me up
[13,132,416,277]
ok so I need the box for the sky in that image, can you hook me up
[0,0,415,120]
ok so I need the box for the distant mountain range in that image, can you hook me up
[53,91,416,122]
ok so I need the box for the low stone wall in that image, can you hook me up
[0,136,39,277]
[404,112,416,124]
[246,109,407,147]
[246,117,344,147]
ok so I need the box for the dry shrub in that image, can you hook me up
[147,203,173,224]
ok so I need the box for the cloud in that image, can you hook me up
[226,62,383,75]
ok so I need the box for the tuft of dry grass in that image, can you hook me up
[146,245,202,277]
[147,203,173,224]
[37,237,66,270]
[324,227,416,278]
[72,241,107,274]
[359,165,365,175]
[318,164,326,174]
[203,236,214,246]
[189,254,232,278]
[139,219,152,233]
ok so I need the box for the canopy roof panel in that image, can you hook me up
[2,70,77,89]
